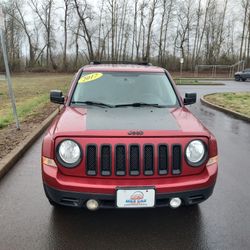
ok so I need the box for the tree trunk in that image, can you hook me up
[131,1,138,61]
[63,0,69,71]
[145,0,158,61]
[240,0,249,61]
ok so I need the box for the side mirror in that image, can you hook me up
[184,93,196,105]
[50,90,65,104]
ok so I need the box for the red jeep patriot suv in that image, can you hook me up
[42,62,218,210]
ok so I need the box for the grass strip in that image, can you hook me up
[204,92,250,118]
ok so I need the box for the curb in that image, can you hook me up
[200,94,250,123]
[174,78,233,81]
[176,83,225,86]
[0,108,59,180]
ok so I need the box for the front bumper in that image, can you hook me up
[42,162,217,208]
[44,183,215,208]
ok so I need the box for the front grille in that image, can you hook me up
[101,145,111,176]
[129,145,140,176]
[172,145,182,175]
[115,145,126,176]
[86,145,97,175]
[158,144,168,175]
[144,145,154,175]
[85,143,182,177]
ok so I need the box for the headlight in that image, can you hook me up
[57,140,82,167]
[185,140,207,166]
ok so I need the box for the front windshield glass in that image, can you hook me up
[71,72,179,107]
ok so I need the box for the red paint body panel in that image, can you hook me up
[42,163,217,194]
[50,106,211,137]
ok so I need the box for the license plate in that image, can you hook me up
[116,188,155,208]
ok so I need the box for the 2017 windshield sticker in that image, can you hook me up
[78,73,103,83]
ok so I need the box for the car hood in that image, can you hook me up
[235,71,242,75]
[50,106,210,138]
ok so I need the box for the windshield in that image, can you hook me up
[71,72,179,107]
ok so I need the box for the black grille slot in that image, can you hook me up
[129,145,140,175]
[115,145,126,176]
[172,145,182,175]
[86,145,97,175]
[101,145,111,176]
[144,145,154,175]
[158,145,168,175]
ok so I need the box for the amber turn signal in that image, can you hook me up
[42,156,57,168]
[206,155,218,166]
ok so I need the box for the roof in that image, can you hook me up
[82,63,165,73]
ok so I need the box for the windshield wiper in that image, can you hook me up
[71,101,114,108]
[114,102,166,108]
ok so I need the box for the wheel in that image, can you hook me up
[235,75,240,81]
[241,78,246,81]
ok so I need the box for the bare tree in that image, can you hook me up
[216,0,228,57]
[145,0,158,60]
[175,0,194,69]
[162,0,174,65]
[117,0,129,60]
[97,0,105,60]
[62,0,71,70]
[30,0,57,69]
[131,0,138,60]
[136,1,147,60]
[158,0,174,65]
[0,0,246,72]
[196,0,213,64]
[240,0,250,61]
[73,0,94,61]
[191,0,202,68]
[158,0,167,64]
[5,1,36,67]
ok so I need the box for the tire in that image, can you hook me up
[241,78,246,81]
[235,75,240,81]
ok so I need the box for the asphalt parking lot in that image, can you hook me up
[0,80,250,250]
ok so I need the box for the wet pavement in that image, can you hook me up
[0,80,250,250]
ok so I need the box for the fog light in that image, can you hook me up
[86,199,99,211]
[169,197,182,208]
